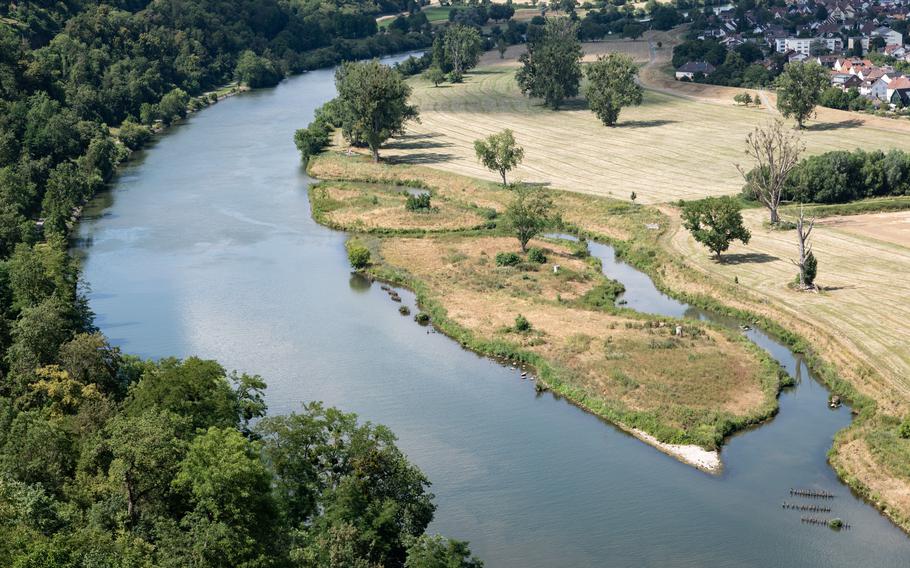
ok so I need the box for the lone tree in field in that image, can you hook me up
[424,66,445,87]
[474,129,525,185]
[335,60,418,162]
[792,206,818,289]
[585,53,643,127]
[516,18,582,110]
[736,120,804,225]
[505,185,557,252]
[444,24,483,82]
[775,62,829,128]
[682,196,751,261]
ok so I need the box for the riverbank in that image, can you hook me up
[307,152,786,465]
[308,149,910,533]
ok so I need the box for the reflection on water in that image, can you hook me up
[75,56,910,567]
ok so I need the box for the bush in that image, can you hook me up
[803,250,818,286]
[495,251,521,266]
[405,192,432,211]
[899,416,910,439]
[346,242,371,269]
[399,306,411,316]
[514,314,532,332]
[527,247,547,263]
[414,312,430,325]
[117,119,153,150]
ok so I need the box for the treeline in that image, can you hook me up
[743,149,910,204]
[672,38,780,87]
[0,1,484,565]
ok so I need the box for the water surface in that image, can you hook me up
[75,56,910,567]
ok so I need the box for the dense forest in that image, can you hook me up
[0,1,484,566]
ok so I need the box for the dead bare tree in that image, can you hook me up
[736,120,804,225]
[791,205,817,289]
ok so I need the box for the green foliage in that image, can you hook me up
[424,66,446,87]
[346,241,371,269]
[117,120,152,151]
[682,196,751,260]
[733,92,753,106]
[898,416,910,439]
[405,534,484,568]
[585,53,643,127]
[335,60,419,162]
[527,247,547,264]
[406,192,432,211]
[495,251,521,266]
[779,148,910,204]
[514,314,532,332]
[443,25,483,82]
[803,250,818,286]
[775,62,829,128]
[157,88,191,126]
[234,50,281,89]
[473,129,524,185]
[516,18,582,110]
[415,312,431,324]
[505,185,557,252]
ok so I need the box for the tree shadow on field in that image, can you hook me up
[386,152,455,165]
[617,119,678,128]
[385,133,453,151]
[719,252,779,264]
[804,119,864,132]
[820,284,857,292]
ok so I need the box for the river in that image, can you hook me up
[73,54,910,566]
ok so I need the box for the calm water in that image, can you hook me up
[74,56,910,566]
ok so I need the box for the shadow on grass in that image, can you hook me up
[385,133,453,151]
[617,119,678,128]
[804,119,864,131]
[719,252,779,264]
[386,152,455,165]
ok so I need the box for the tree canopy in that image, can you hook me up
[682,196,751,260]
[505,185,558,252]
[474,129,525,185]
[335,60,419,162]
[775,62,829,128]
[585,53,644,127]
[516,18,582,110]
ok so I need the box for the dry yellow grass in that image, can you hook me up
[385,36,910,204]
[378,235,772,427]
[666,207,910,416]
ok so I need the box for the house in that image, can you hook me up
[775,36,843,54]
[675,61,717,80]
[886,76,910,101]
[815,54,841,67]
[830,72,863,89]
[870,73,904,99]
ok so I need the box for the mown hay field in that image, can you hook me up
[385,44,910,204]
[666,207,910,415]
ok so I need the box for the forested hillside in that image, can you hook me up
[0,1,481,566]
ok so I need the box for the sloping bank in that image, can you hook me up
[306,152,788,473]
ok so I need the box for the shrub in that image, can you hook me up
[346,242,370,269]
[514,314,531,332]
[527,247,547,264]
[118,119,153,150]
[899,416,910,439]
[398,306,410,316]
[415,312,430,325]
[495,252,521,266]
[405,192,432,211]
[803,250,818,286]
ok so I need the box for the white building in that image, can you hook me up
[775,37,843,54]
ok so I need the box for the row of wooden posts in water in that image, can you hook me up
[789,488,835,499]
[781,502,831,513]
[801,517,851,530]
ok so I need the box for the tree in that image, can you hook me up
[405,535,484,568]
[774,62,829,128]
[681,196,751,260]
[736,120,804,224]
[474,129,525,185]
[792,205,817,289]
[505,185,557,251]
[733,92,753,106]
[516,18,582,110]
[424,66,445,87]
[157,88,190,126]
[585,53,643,127]
[346,241,371,269]
[443,25,483,82]
[234,50,281,88]
[335,60,419,162]
[497,37,508,59]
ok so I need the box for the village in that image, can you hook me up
[676,0,910,107]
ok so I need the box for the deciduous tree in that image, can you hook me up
[775,62,828,128]
[335,60,419,162]
[585,53,643,127]
[681,196,751,260]
[443,24,482,82]
[474,129,524,185]
[736,120,804,224]
[505,185,557,251]
[516,18,582,110]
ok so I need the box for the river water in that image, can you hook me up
[74,55,910,566]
